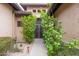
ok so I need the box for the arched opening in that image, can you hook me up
[35,18,42,38]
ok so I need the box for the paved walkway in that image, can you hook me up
[29,38,47,56]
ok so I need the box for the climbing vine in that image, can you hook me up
[41,12,79,56]
[21,15,36,43]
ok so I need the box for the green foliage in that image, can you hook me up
[58,48,79,56]
[21,15,36,43]
[64,40,79,49]
[41,12,79,56]
[41,12,63,56]
[0,37,15,55]
[57,40,79,56]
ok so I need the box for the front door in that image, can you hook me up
[35,18,42,38]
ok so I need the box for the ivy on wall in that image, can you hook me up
[41,12,79,56]
[21,15,36,43]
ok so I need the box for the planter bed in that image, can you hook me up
[0,37,15,56]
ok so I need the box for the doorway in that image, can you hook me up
[35,18,42,38]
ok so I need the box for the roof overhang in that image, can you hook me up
[14,11,31,16]
[9,3,24,11]
[20,3,49,9]
[9,3,32,16]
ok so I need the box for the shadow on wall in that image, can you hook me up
[54,3,74,17]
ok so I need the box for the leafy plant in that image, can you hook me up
[57,40,79,56]
[41,12,79,56]
[64,40,79,49]
[21,15,36,43]
[41,12,63,56]
[0,37,15,55]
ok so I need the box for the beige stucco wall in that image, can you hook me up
[15,16,24,42]
[55,3,79,41]
[26,6,49,18]
[0,4,16,38]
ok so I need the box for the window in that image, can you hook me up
[33,9,36,13]
[38,9,41,13]
[42,9,46,12]
[17,21,21,27]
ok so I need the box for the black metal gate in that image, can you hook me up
[35,18,42,38]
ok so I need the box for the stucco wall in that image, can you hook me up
[15,16,24,42]
[0,4,15,38]
[55,4,79,41]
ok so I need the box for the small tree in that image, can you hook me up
[21,15,36,43]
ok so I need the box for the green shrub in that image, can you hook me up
[57,47,79,56]
[41,12,79,56]
[41,12,63,56]
[57,40,79,56]
[21,15,36,43]
[0,37,15,55]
